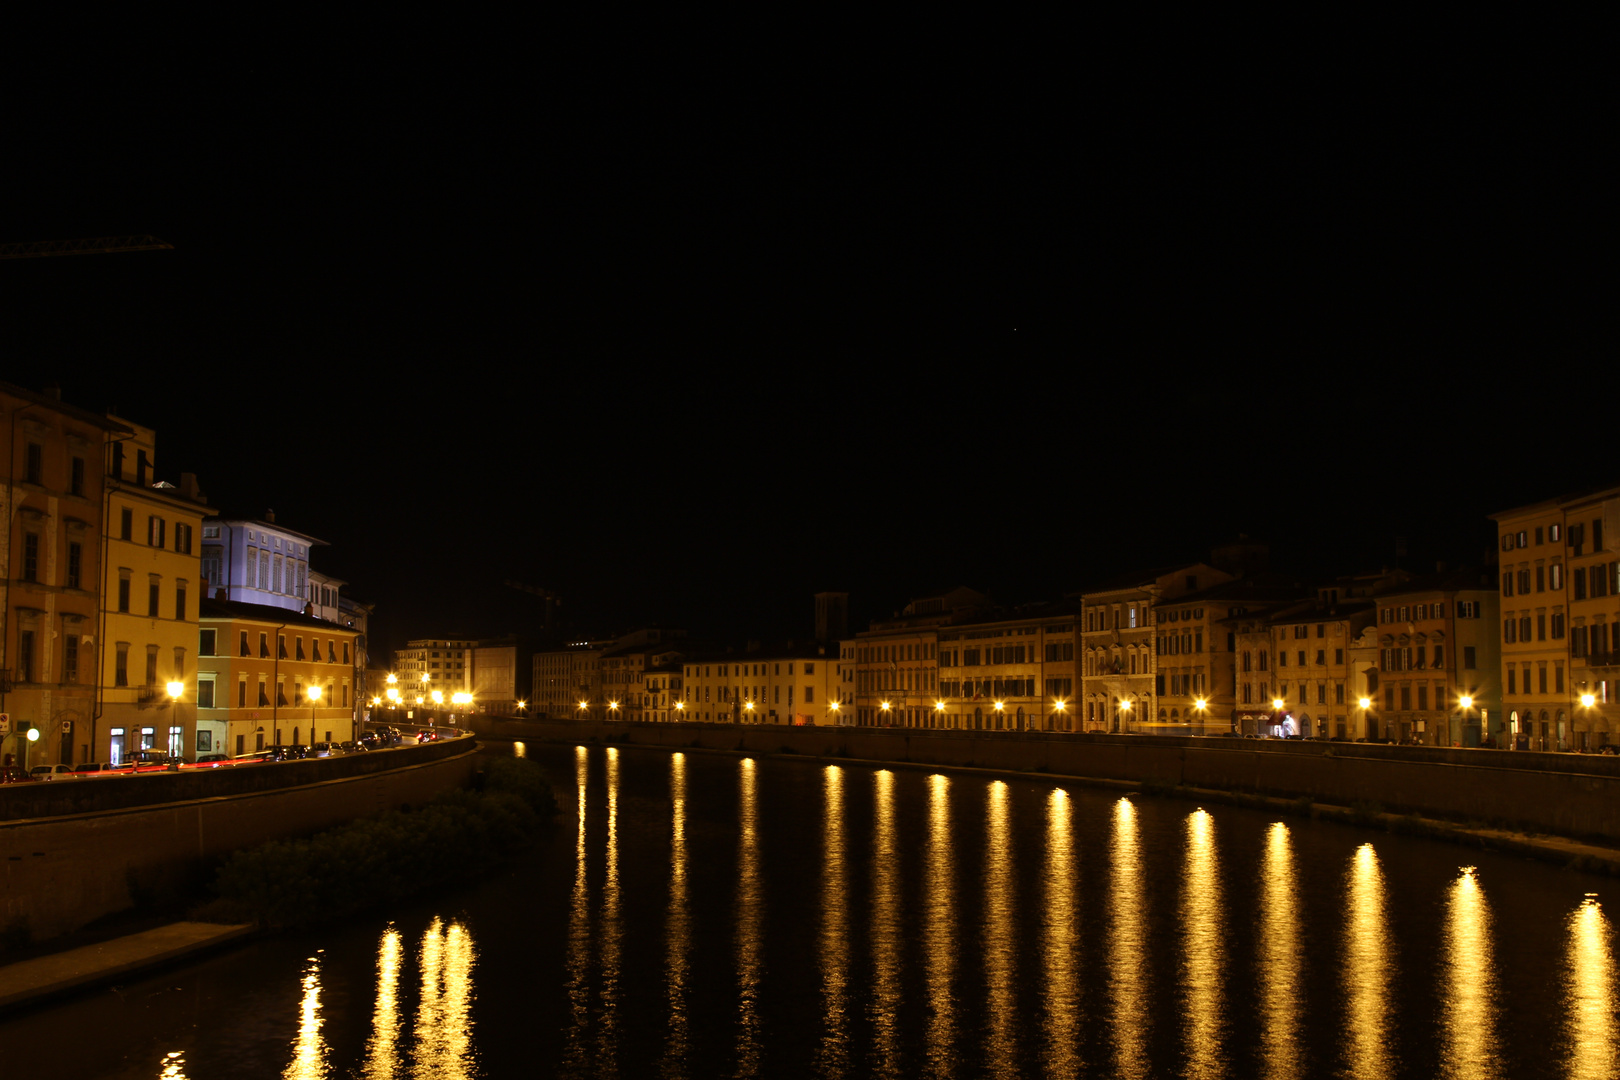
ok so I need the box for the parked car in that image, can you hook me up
[310,742,338,757]
[339,740,367,753]
[113,750,179,772]
[29,764,76,780]
[0,766,37,784]
[73,762,114,775]
[184,753,232,769]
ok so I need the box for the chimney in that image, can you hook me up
[266,508,276,523]
[42,383,62,400]
[180,472,205,502]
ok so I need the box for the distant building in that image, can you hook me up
[200,511,325,614]
[306,568,345,623]
[470,639,519,715]
[1371,568,1502,746]
[681,643,840,725]
[394,638,475,703]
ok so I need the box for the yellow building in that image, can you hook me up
[1490,494,1576,750]
[680,645,841,725]
[197,598,360,754]
[1550,486,1620,750]
[1371,570,1502,746]
[1,383,125,769]
[96,417,214,763]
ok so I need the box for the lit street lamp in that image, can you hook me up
[307,684,322,749]
[936,699,947,730]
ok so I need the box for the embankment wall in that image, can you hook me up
[473,717,1620,845]
[0,741,478,941]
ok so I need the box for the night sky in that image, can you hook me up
[5,48,1611,661]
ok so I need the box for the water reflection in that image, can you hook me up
[360,926,403,1079]
[1257,824,1299,1080]
[512,740,527,758]
[599,747,622,1075]
[562,746,590,1073]
[283,951,327,1080]
[159,1050,188,1079]
[983,780,1017,1076]
[1567,895,1616,1080]
[415,918,477,1078]
[870,769,902,1077]
[817,766,850,1075]
[736,758,762,1078]
[1043,788,1080,1079]
[1109,797,1148,1080]
[663,753,690,1079]
[1344,843,1391,1080]
[1437,867,1498,1079]
[924,774,955,1079]
[1181,809,1223,1080]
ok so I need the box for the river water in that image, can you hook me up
[6,740,1618,1079]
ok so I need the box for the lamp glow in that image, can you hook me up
[166,680,184,700]
[1458,695,1474,709]
[1582,693,1598,708]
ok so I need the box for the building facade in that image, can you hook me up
[1372,569,1502,746]
[197,598,360,755]
[200,513,324,614]
[1,383,125,769]
[680,644,841,725]
[97,416,214,763]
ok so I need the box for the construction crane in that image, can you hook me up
[504,580,561,632]
[0,236,173,259]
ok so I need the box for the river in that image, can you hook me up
[4,740,1617,1078]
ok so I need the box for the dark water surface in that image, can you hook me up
[6,740,1619,1079]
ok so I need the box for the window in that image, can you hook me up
[16,630,35,682]
[70,455,84,496]
[67,542,81,589]
[148,579,160,617]
[1551,563,1564,590]
[116,643,130,686]
[296,637,306,661]
[120,508,133,540]
[1553,612,1566,638]
[260,632,270,658]
[176,584,187,622]
[258,681,270,707]
[198,678,215,708]
[145,646,159,686]
[64,633,78,682]
[148,516,166,548]
[1502,572,1514,597]
[278,635,287,659]
[175,523,192,555]
[24,441,42,484]
[200,628,217,656]
[21,533,39,582]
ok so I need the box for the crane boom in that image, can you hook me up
[0,236,173,259]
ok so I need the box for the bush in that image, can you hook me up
[208,762,556,928]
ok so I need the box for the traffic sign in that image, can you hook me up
[0,713,9,734]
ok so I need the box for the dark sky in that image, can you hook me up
[4,48,1612,660]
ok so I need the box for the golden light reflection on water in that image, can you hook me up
[984,780,1017,1077]
[158,1050,187,1079]
[359,926,402,1080]
[923,774,955,1080]
[1043,788,1081,1079]
[663,752,690,1079]
[562,746,590,1073]
[1257,824,1299,1080]
[818,765,850,1076]
[283,951,327,1080]
[598,747,621,1075]
[1344,843,1391,1080]
[736,758,762,1078]
[1109,797,1148,1080]
[1440,867,1498,1080]
[512,740,526,758]
[870,769,902,1078]
[1567,895,1617,1080]
[415,918,477,1078]
[1181,809,1224,1080]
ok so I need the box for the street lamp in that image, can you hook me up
[307,684,322,749]
[1053,698,1066,733]
[936,699,947,730]
[578,700,590,722]
[1192,697,1208,735]
[880,700,892,727]
[675,701,686,721]
[993,700,1005,732]
[828,700,840,726]
[1118,698,1132,733]
[743,700,754,724]
[165,681,184,763]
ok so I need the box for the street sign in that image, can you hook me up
[0,713,9,734]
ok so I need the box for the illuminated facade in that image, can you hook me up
[1235,599,1379,739]
[680,645,840,725]
[394,638,475,701]
[197,598,360,754]
[97,416,214,763]
[1082,564,1233,734]
[200,512,324,614]
[1491,495,1577,750]
[1371,570,1501,746]
[1557,488,1620,751]
[0,383,124,769]
[934,605,1080,732]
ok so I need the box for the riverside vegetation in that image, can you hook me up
[198,755,558,928]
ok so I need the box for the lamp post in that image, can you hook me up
[1193,697,1209,736]
[1272,697,1288,738]
[1053,698,1067,734]
[165,680,184,764]
[307,684,322,750]
[936,698,948,730]
[828,700,840,727]
[993,699,1006,732]
[1117,697,1131,734]
[578,700,590,724]
[742,700,754,725]
[675,701,686,722]
[1457,693,1475,748]
[1581,693,1598,752]
[879,700,892,727]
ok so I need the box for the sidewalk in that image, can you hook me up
[0,921,254,1010]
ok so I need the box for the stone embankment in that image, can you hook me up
[474,717,1620,848]
[0,740,478,943]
